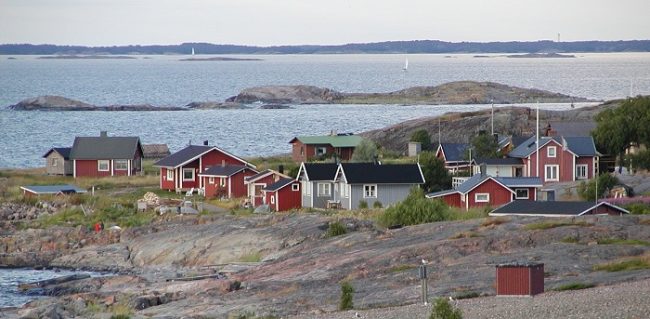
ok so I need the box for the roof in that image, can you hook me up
[263,178,296,192]
[154,144,251,168]
[199,165,251,177]
[426,189,459,198]
[563,136,599,156]
[475,158,523,165]
[337,163,425,184]
[142,144,170,158]
[245,169,290,184]
[43,147,71,160]
[69,136,142,160]
[547,121,596,137]
[427,175,541,198]
[21,184,87,194]
[455,174,491,194]
[489,201,629,217]
[438,143,469,162]
[299,163,339,181]
[508,136,558,158]
[495,177,543,187]
[289,135,363,148]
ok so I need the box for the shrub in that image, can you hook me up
[553,282,595,291]
[524,220,591,230]
[625,203,650,215]
[358,200,368,209]
[596,238,650,246]
[372,201,383,209]
[454,291,480,300]
[576,173,619,201]
[429,297,462,319]
[110,315,131,319]
[326,221,347,237]
[378,187,448,227]
[339,282,354,310]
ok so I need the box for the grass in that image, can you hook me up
[449,231,481,239]
[389,264,416,273]
[480,217,509,227]
[239,251,263,263]
[553,282,596,291]
[593,255,650,272]
[596,238,650,246]
[453,291,481,299]
[326,221,347,237]
[525,220,592,230]
[560,236,580,244]
[446,207,489,221]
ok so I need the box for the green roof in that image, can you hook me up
[292,135,363,147]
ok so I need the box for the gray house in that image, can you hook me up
[43,147,72,176]
[333,163,425,210]
[297,163,338,209]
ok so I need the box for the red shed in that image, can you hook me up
[199,165,258,199]
[496,262,544,296]
[263,178,302,211]
[245,169,292,207]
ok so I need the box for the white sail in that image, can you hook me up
[191,47,195,55]
[403,58,409,71]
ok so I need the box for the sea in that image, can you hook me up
[1,53,650,168]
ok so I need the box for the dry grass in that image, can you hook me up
[525,220,592,230]
[593,254,650,272]
[449,231,482,239]
[480,217,510,228]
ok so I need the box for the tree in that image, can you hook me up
[419,151,451,192]
[351,138,378,162]
[577,173,619,201]
[411,129,433,151]
[468,132,499,160]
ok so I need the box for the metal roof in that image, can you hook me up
[290,135,363,148]
[69,136,141,160]
[199,165,251,177]
[21,184,87,194]
[337,163,425,184]
[489,201,629,216]
[495,177,543,187]
[563,136,599,156]
[43,147,71,160]
[475,158,523,165]
[425,189,459,198]
[299,163,339,181]
[508,136,558,158]
[154,145,251,168]
[263,178,295,192]
[439,143,470,162]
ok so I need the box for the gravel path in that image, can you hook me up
[290,278,650,319]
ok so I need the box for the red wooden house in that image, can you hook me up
[244,169,291,206]
[427,174,543,211]
[154,143,254,193]
[199,165,258,199]
[289,134,362,162]
[263,178,302,212]
[435,143,471,173]
[69,131,143,178]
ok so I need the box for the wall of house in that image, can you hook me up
[348,184,413,210]
[511,187,537,201]
[338,147,355,161]
[527,141,574,183]
[576,157,595,180]
[200,150,244,171]
[231,170,256,198]
[273,182,302,211]
[45,153,66,175]
[160,167,176,190]
[132,148,143,175]
[291,141,307,162]
[75,160,111,178]
[585,205,626,216]
[203,176,228,198]
[441,193,461,208]
[482,165,522,177]
[309,181,334,209]
[249,174,280,206]
[180,160,200,189]
[468,179,512,209]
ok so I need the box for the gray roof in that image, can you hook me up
[154,145,250,168]
[69,136,142,160]
[475,158,523,165]
[455,174,488,194]
[508,136,557,158]
[425,189,459,198]
[300,163,339,181]
[547,121,596,137]
[508,135,598,158]
[489,201,629,216]
[43,147,71,160]
[21,184,87,194]
[142,144,170,158]
[429,174,540,197]
[495,177,543,187]
[263,178,296,192]
[338,163,425,184]
[563,136,599,156]
[439,143,469,162]
[200,165,250,177]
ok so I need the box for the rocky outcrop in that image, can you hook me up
[185,101,249,109]
[7,96,187,111]
[226,81,591,105]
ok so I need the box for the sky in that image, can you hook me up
[1,0,649,46]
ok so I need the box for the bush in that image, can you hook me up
[339,282,354,310]
[358,200,368,209]
[625,202,650,215]
[429,297,462,319]
[327,221,347,237]
[593,257,650,272]
[577,173,619,201]
[110,315,131,319]
[553,282,595,291]
[378,187,448,227]
[372,201,383,209]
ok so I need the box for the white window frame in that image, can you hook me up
[291,183,300,191]
[576,164,588,180]
[166,169,174,181]
[515,188,529,200]
[317,183,331,197]
[114,159,128,170]
[545,164,559,182]
[315,147,327,156]
[98,160,110,172]
[340,182,349,198]
[182,168,195,181]
[363,184,377,198]
[220,177,227,187]
[208,177,215,184]
[270,195,275,204]
[547,146,557,158]
[475,193,490,203]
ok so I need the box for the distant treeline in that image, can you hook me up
[1,40,650,55]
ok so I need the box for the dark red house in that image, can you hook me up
[263,178,301,212]
[69,131,143,178]
[154,144,254,193]
[199,165,258,199]
[289,134,362,162]
[427,174,543,211]
[245,169,291,206]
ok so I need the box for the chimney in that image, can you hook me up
[480,163,487,177]
[100,131,107,137]
[278,165,284,174]
[203,140,209,146]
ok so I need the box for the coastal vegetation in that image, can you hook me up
[339,282,354,311]
[593,255,650,272]
[410,129,433,151]
[553,282,596,291]
[417,152,451,192]
[576,173,619,201]
[377,187,448,227]
[429,297,463,319]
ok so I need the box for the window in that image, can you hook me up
[166,170,174,181]
[51,158,59,167]
[515,189,529,199]
[220,177,227,187]
[364,184,377,198]
[183,168,195,181]
[317,183,331,197]
[208,177,214,184]
[340,182,348,198]
[545,165,559,182]
[547,146,557,158]
[292,183,300,191]
[315,147,327,156]
[98,160,109,172]
[576,164,588,180]
[300,146,304,156]
[114,160,128,170]
[270,195,275,204]
[475,193,489,203]
[303,181,311,195]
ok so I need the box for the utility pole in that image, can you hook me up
[491,100,495,136]
[536,101,540,178]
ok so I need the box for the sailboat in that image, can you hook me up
[191,47,195,56]
[402,58,409,71]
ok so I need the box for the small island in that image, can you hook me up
[179,57,262,62]
[507,52,576,58]
[38,55,137,59]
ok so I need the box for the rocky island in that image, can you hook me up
[37,55,137,59]
[179,57,263,61]
[7,96,187,111]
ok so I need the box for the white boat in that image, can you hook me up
[191,47,195,55]
[403,58,408,71]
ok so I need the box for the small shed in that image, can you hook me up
[142,144,171,160]
[496,262,544,296]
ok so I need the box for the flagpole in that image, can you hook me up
[536,101,540,178]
